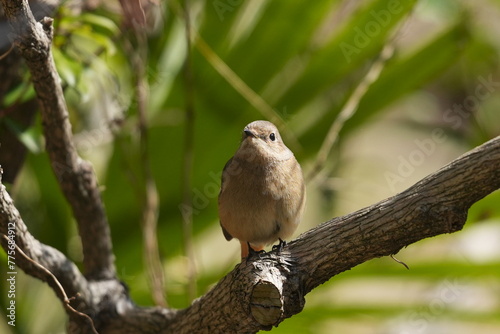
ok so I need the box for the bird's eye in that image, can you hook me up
[269,133,276,141]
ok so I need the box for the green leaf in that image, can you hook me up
[70,28,117,57]
[3,118,42,153]
[53,47,80,87]
[349,20,470,131]
[297,19,470,154]
[1,81,35,107]
[81,12,120,35]
[276,0,418,111]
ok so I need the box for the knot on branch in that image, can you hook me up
[249,263,284,327]
[416,202,468,235]
[41,16,54,37]
[243,251,305,329]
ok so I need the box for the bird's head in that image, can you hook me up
[236,120,293,163]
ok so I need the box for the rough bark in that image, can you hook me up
[1,0,115,280]
[1,136,499,333]
[0,0,499,333]
[0,0,63,183]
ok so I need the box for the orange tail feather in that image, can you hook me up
[240,241,264,259]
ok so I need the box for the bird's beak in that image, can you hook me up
[244,129,256,138]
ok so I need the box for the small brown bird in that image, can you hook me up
[218,120,306,259]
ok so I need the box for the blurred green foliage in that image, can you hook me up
[1,0,499,333]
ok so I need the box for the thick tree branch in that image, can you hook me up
[293,134,500,296]
[0,0,115,280]
[1,235,98,333]
[0,170,137,333]
[165,136,500,333]
[0,169,92,324]
[0,0,64,183]
[160,139,500,334]
[1,3,499,332]
[0,133,498,333]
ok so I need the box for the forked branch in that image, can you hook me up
[0,0,499,332]
[1,0,115,280]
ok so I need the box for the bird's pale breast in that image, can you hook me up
[219,156,305,246]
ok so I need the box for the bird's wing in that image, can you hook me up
[219,157,233,241]
[220,223,233,241]
[219,157,233,195]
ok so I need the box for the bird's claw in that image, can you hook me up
[272,238,287,253]
[247,243,266,261]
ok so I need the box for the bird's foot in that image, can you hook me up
[247,243,266,261]
[272,238,287,253]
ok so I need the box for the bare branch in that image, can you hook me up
[0,0,115,280]
[0,169,91,313]
[181,0,197,302]
[1,9,499,333]
[307,43,394,181]
[133,27,166,307]
[1,235,98,333]
[294,135,499,294]
[307,5,416,181]
[0,134,498,332]
[0,171,138,334]
[164,136,500,333]
[72,136,500,333]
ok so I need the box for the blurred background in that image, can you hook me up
[1,0,500,333]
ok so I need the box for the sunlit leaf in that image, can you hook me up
[81,12,120,35]
[3,118,42,153]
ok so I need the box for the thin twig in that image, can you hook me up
[307,7,416,182]
[167,0,300,150]
[194,37,285,126]
[181,0,197,302]
[390,254,410,270]
[131,21,167,307]
[1,235,98,334]
[0,42,15,60]
[307,42,395,182]
[192,36,300,150]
